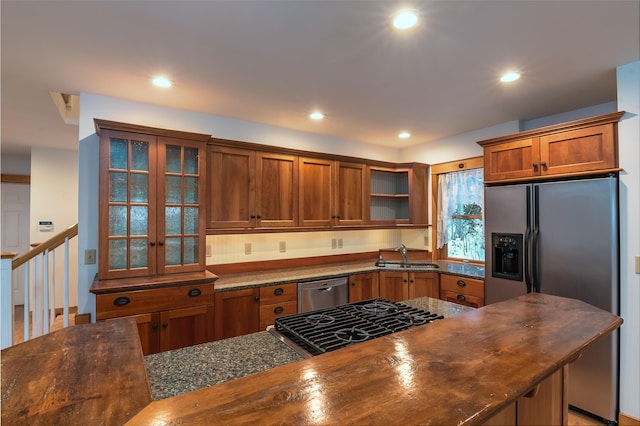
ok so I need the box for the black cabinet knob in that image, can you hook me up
[274,306,284,314]
[532,163,539,170]
[152,323,159,330]
[158,241,164,246]
[150,241,156,247]
[250,215,256,219]
[273,288,284,296]
[113,296,130,306]
[456,280,466,287]
[162,322,169,329]
[188,288,202,297]
[457,294,467,302]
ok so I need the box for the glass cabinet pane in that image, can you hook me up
[165,237,181,266]
[166,145,182,174]
[166,176,182,204]
[129,239,148,268]
[166,207,182,234]
[130,206,148,235]
[109,173,128,202]
[184,207,198,234]
[184,177,198,204]
[109,206,127,236]
[184,237,198,264]
[108,239,127,270]
[131,140,149,171]
[110,139,128,169]
[130,173,149,203]
[184,147,198,174]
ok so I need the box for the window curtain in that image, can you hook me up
[436,168,484,249]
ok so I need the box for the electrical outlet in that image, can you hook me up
[424,236,429,246]
[337,238,343,249]
[279,241,286,253]
[206,245,212,257]
[331,239,337,249]
[244,243,252,255]
[84,249,96,265]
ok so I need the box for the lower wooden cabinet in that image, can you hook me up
[348,272,379,303]
[95,281,215,356]
[440,274,485,308]
[214,288,260,340]
[259,283,298,330]
[379,271,439,302]
[483,367,567,425]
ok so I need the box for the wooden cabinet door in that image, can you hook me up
[256,152,298,227]
[160,305,213,352]
[214,288,260,340]
[408,272,439,299]
[379,272,409,302]
[539,123,616,176]
[207,146,256,228]
[348,272,380,303]
[483,137,540,182]
[299,157,335,227]
[108,313,160,356]
[99,130,158,279]
[408,165,429,225]
[336,162,368,226]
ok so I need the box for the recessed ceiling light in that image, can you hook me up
[392,9,419,30]
[152,76,173,88]
[500,72,521,83]
[309,111,325,120]
[398,131,411,139]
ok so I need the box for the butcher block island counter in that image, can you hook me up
[2,294,621,425]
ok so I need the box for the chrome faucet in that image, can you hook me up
[395,243,408,264]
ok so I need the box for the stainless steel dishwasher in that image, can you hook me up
[298,277,348,312]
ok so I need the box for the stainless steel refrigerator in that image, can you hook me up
[484,175,619,424]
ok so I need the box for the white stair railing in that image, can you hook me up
[1,224,78,349]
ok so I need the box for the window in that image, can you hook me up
[436,167,484,262]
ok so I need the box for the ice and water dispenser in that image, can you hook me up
[491,233,523,281]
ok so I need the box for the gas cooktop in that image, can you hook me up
[268,298,444,358]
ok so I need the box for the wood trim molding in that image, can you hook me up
[207,251,379,275]
[430,157,483,175]
[1,174,30,184]
[94,119,210,142]
[619,412,640,426]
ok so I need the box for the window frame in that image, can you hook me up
[430,157,485,264]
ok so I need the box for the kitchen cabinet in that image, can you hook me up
[348,272,379,303]
[369,164,428,225]
[259,283,298,330]
[379,271,438,302]
[478,112,624,184]
[95,120,208,280]
[440,274,484,308]
[335,162,368,226]
[214,288,260,340]
[94,280,215,355]
[299,156,335,227]
[207,145,298,229]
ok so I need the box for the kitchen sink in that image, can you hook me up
[376,262,440,269]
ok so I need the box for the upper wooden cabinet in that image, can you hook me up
[370,164,428,225]
[299,157,335,227]
[207,145,298,229]
[95,120,209,279]
[478,112,624,184]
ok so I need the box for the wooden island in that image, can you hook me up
[2,293,622,425]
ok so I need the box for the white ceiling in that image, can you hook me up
[1,0,639,157]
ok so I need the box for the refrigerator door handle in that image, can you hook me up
[524,186,533,293]
[531,186,540,292]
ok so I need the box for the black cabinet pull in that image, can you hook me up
[532,163,538,170]
[273,288,284,296]
[162,322,168,329]
[456,280,466,287]
[188,288,201,297]
[152,323,159,330]
[150,241,156,247]
[257,215,262,219]
[113,296,130,306]
[457,294,467,302]
[274,306,284,314]
[540,162,548,170]
[255,296,260,302]
[158,241,164,246]
[250,215,256,219]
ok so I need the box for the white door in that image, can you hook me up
[1,183,30,305]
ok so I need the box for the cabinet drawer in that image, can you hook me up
[259,283,297,304]
[259,301,298,330]
[440,274,484,298]
[96,284,214,320]
[441,290,483,308]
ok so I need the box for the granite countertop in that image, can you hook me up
[144,296,472,400]
[214,259,485,292]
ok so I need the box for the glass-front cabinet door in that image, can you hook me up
[98,127,206,279]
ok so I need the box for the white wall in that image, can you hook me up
[30,147,78,308]
[616,60,640,420]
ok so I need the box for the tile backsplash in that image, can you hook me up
[206,228,430,265]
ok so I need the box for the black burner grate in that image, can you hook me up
[273,298,444,356]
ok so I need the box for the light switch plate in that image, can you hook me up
[84,249,96,265]
[337,238,343,249]
[244,243,252,255]
[331,239,337,249]
[279,241,286,253]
